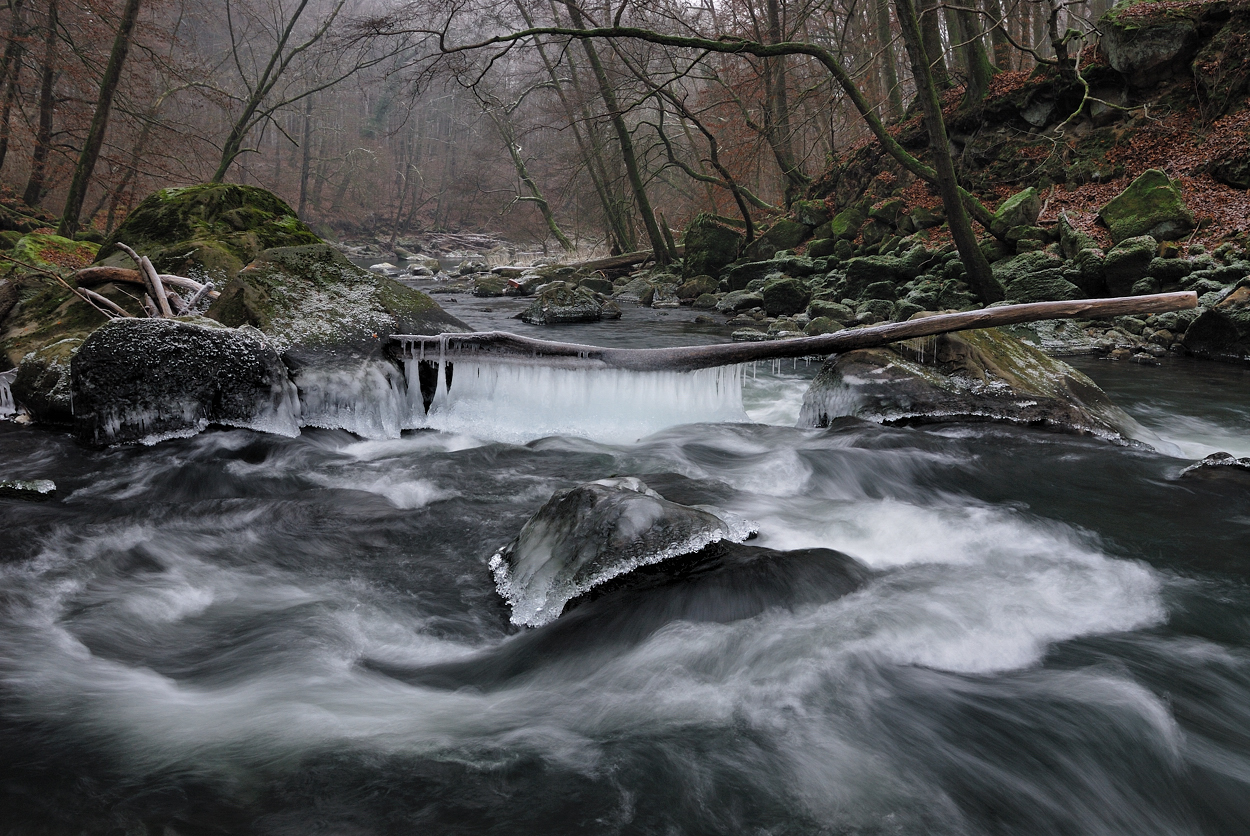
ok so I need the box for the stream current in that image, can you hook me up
[2,294,1250,834]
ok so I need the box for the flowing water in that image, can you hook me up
[2,299,1250,835]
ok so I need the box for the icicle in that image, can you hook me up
[0,369,15,418]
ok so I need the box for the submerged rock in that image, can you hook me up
[1180,451,1250,481]
[72,317,300,445]
[489,476,757,627]
[799,327,1134,438]
[0,479,56,501]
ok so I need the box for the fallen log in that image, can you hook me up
[393,292,1198,373]
[568,246,685,273]
[73,266,221,299]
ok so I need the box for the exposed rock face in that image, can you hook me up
[94,184,322,283]
[798,327,1134,438]
[489,476,756,627]
[1102,3,1200,86]
[1182,284,1250,360]
[11,338,81,425]
[72,317,300,446]
[519,282,609,324]
[682,213,743,278]
[1098,170,1194,243]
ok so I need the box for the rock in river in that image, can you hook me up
[799,326,1135,439]
[489,476,757,627]
[72,317,300,445]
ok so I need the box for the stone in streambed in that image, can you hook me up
[519,282,606,324]
[682,213,743,279]
[72,317,301,446]
[798,327,1134,438]
[489,476,757,627]
[1182,284,1250,361]
[1180,452,1250,481]
[10,338,80,425]
[0,479,56,501]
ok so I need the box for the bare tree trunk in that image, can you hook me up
[956,8,995,102]
[762,0,810,203]
[874,0,903,120]
[297,94,313,217]
[0,0,25,174]
[560,1,669,264]
[22,0,56,208]
[894,0,1002,304]
[983,0,1012,68]
[918,0,951,90]
[59,0,144,237]
[489,108,575,252]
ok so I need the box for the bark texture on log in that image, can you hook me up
[393,293,1198,373]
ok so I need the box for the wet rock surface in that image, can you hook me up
[489,476,757,627]
[519,282,615,325]
[1180,451,1250,480]
[0,478,56,500]
[72,317,300,446]
[799,327,1135,438]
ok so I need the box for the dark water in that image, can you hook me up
[2,319,1250,833]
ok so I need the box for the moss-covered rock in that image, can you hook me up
[792,200,832,227]
[722,261,779,291]
[207,244,463,352]
[806,238,838,259]
[743,218,811,260]
[990,188,1042,237]
[1183,284,1250,360]
[760,277,811,316]
[676,275,718,300]
[715,289,765,314]
[1098,169,1194,243]
[13,234,98,270]
[682,213,743,279]
[95,184,322,283]
[828,207,866,240]
[1103,235,1158,295]
[799,327,1133,438]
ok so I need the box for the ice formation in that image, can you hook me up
[0,369,15,417]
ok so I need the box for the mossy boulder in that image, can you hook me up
[1098,169,1194,243]
[844,255,905,297]
[828,207,866,240]
[990,188,1042,237]
[13,234,98,270]
[682,213,743,279]
[743,218,811,260]
[799,327,1133,438]
[792,200,832,227]
[0,278,144,367]
[722,261,778,291]
[95,184,322,283]
[806,238,838,259]
[676,275,718,300]
[760,277,811,316]
[1103,235,1158,295]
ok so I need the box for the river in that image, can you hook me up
[1,291,1249,834]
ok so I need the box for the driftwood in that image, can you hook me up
[394,292,1198,373]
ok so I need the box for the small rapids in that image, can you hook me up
[2,316,1250,833]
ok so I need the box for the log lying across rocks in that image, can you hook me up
[394,292,1198,373]
[567,246,686,273]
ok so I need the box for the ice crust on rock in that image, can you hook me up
[0,368,14,417]
[489,476,758,627]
